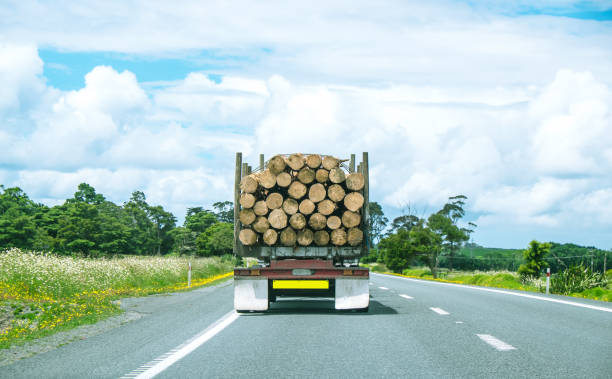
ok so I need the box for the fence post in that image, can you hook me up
[188,262,192,288]
[545,268,550,295]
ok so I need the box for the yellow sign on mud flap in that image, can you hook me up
[272,280,329,289]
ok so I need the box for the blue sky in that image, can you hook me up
[1,0,611,249]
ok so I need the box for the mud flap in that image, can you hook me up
[234,277,269,311]
[335,277,369,310]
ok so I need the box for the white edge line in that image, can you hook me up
[128,310,239,379]
[374,273,612,313]
[477,334,516,351]
[430,307,450,315]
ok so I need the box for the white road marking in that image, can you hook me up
[477,334,516,351]
[455,321,464,324]
[369,282,373,286]
[430,307,450,315]
[378,286,389,290]
[121,310,239,379]
[399,294,414,299]
[376,273,612,313]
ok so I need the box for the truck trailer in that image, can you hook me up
[233,152,370,312]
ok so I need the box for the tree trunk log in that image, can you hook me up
[240,175,258,193]
[282,198,299,215]
[329,167,346,184]
[239,193,256,209]
[299,199,315,215]
[287,153,305,171]
[308,212,327,230]
[265,192,283,209]
[322,156,340,170]
[276,172,292,187]
[315,169,329,183]
[239,209,256,225]
[297,229,314,246]
[252,216,270,233]
[305,154,322,169]
[317,199,335,216]
[268,208,288,229]
[308,183,326,203]
[239,229,257,245]
[280,227,296,246]
[347,227,363,246]
[263,229,278,245]
[342,210,361,228]
[314,230,330,246]
[267,155,286,175]
[327,184,345,202]
[288,181,307,199]
[344,192,364,212]
[331,228,347,246]
[297,167,315,184]
[253,200,268,216]
[289,213,306,230]
[257,169,276,189]
[326,215,342,230]
[345,172,364,191]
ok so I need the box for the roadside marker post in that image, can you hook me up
[188,262,192,287]
[545,268,550,295]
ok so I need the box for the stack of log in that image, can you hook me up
[238,153,365,248]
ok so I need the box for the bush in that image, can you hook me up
[550,264,608,295]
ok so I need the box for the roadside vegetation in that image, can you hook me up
[0,248,234,349]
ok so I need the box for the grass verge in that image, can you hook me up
[0,248,234,349]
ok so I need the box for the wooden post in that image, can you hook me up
[234,152,242,256]
[260,154,265,171]
[362,152,370,253]
[247,165,252,175]
[349,154,355,173]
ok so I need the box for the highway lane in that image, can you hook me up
[2,274,611,378]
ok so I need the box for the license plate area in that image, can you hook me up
[272,280,329,289]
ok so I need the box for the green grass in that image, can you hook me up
[0,248,234,349]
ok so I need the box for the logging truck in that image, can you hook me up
[233,152,370,312]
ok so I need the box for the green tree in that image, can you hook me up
[368,201,388,246]
[195,222,233,256]
[518,240,551,279]
[435,195,470,271]
[148,205,176,255]
[184,209,217,233]
[212,201,234,223]
[380,228,413,272]
[413,218,443,278]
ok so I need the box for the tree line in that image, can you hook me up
[0,184,234,257]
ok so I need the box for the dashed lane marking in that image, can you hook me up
[430,307,450,315]
[378,286,389,290]
[477,334,516,351]
[399,294,414,299]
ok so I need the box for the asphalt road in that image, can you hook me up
[1,274,611,378]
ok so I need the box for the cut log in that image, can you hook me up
[280,227,297,246]
[344,192,365,212]
[331,228,347,246]
[347,228,363,246]
[345,172,365,191]
[268,208,288,229]
[239,175,258,193]
[308,183,326,203]
[288,181,307,199]
[308,213,327,230]
[252,216,270,234]
[314,230,330,246]
[297,167,315,184]
[263,229,278,245]
[276,172,292,187]
[297,229,314,246]
[265,192,283,209]
[329,167,346,184]
[317,199,335,216]
[239,229,257,246]
[326,215,342,230]
[239,193,256,209]
[315,169,329,183]
[289,213,306,230]
[267,155,286,175]
[287,153,305,171]
[253,200,268,216]
[305,154,322,169]
[322,156,340,170]
[239,209,256,225]
[299,199,315,215]
[282,198,299,215]
[342,210,361,228]
[327,184,345,202]
[257,169,276,189]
